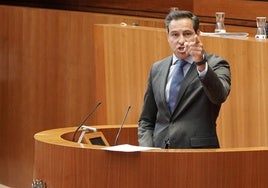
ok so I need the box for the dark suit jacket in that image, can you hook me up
[138,53,231,149]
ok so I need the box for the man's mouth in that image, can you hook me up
[177,46,186,53]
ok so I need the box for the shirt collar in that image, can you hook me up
[172,54,194,65]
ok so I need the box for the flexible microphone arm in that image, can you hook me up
[72,102,102,142]
[114,105,131,145]
[77,125,98,143]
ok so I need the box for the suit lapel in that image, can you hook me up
[172,63,197,115]
[159,57,173,112]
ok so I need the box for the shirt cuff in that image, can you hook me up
[197,62,208,78]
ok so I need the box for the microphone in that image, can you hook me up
[77,125,98,143]
[72,102,102,142]
[81,125,97,132]
[114,105,131,145]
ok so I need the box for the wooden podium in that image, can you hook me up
[33,125,268,188]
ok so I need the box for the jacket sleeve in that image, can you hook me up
[200,54,231,105]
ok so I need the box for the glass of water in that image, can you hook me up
[255,17,266,39]
[215,12,226,33]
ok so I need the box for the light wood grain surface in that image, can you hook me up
[33,127,268,188]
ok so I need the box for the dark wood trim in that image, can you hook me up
[0,0,192,19]
[198,16,257,28]
[0,0,261,28]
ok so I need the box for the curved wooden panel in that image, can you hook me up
[33,127,268,188]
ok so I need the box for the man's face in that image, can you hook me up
[167,18,196,59]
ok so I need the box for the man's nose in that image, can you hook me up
[177,35,185,44]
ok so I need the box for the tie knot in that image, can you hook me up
[175,59,187,68]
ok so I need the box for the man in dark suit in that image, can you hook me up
[138,10,231,149]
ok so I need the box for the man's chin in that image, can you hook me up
[175,52,187,59]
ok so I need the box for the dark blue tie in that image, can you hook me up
[168,59,187,112]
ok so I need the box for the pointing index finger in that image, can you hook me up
[194,34,200,44]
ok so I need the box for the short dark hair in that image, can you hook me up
[165,10,199,33]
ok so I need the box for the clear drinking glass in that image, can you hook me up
[215,12,226,33]
[255,17,267,39]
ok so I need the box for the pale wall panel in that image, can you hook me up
[94,24,171,124]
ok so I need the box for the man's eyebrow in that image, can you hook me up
[183,29,193,32]
[169,31,179,34]
[183,30,194,34]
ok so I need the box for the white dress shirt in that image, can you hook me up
[165,54,208,102]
